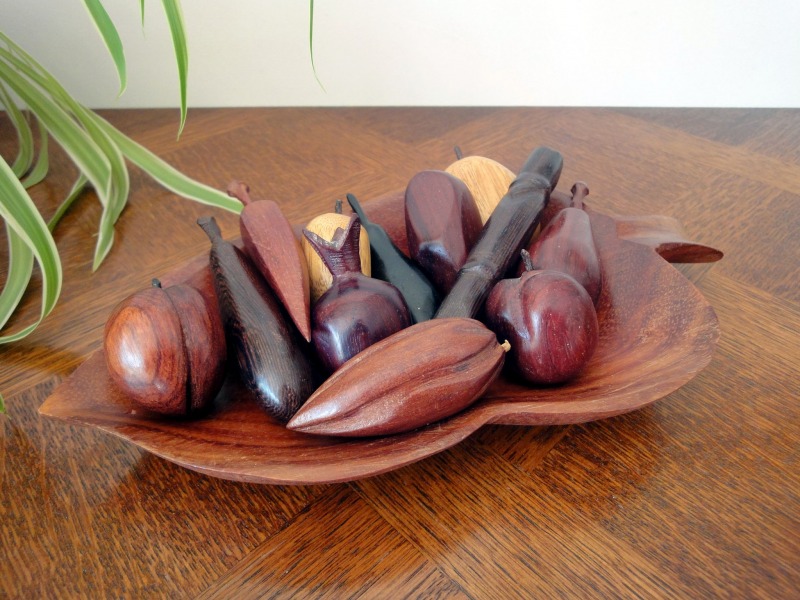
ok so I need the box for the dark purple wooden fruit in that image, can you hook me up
[404,170,483,295]
[198,216,317,423]
[303,214,412,373]
[485,266,598,385]
[521,204,602,304]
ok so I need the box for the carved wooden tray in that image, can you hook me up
[39,191,722,485]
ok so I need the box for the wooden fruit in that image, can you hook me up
[347,193,439,323]
[286,318,508,437]
[541,181,589,229]
[522,204,602,304]
[42,203,722,484]
[445,154,516,223]
[435,146,563,319]
[227,180,312,341]
[303,215,412,374]
[404,170,483,295]
[103,279,226,416]
[303,200,371,303]
[198,216,317,423]
[485,262,599,385]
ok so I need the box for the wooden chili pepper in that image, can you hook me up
[346,192,439,323]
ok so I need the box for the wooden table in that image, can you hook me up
[1,107,798,598]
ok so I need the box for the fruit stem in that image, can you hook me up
[197,216,222,241]
[520,249,535,272]
[226,180,253,206]
[571,181,589,210]
[501,340,511,353]
[152,278,162,288]
[335,198,343,214]
[454,145,463,160]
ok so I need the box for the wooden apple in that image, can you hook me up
[485,257,598,385]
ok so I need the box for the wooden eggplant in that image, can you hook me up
[445,153,516,223]
[303,199,371,303]
[197,216,316,423]
[521,205,602,304]
[303,214,412,374]
[286,318,508,437]
[435,146,564,320]
[227,180,312,341]
[104,278,227,416]
[404,170,483,295]
[347,192,439,323]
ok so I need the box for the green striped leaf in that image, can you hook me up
[20,119,50,188]
[48,174,90,232]
[0,49,113,204]
[91,111,242,213]
[81,0,127,95]
[161,0,189,138]
[0,227,35,334]
[0,155,63,345]
[309,0,324,90]
[0,80,35,178]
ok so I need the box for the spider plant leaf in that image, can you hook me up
[20,118,50,188]
[91,111,242,213]
[140,0,146,28]
[81,0,127,96]
[0,155,62,345]
[160,0,188,138]
[309,0,325,90]
[0,50,112,202]
[48,174,90,232]
[0,80,35,178]
[0,227,35,333]
[69,104,130,270]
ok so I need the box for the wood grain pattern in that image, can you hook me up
[2,107,798,598]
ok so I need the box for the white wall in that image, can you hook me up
[2,0,799,108]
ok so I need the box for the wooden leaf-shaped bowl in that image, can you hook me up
[39,195,721,485]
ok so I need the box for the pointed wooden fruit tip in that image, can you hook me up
[346,193,367,222]
[226,180,252,206]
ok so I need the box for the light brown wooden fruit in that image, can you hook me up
[303,210,371,302]
[445,155,515,224]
